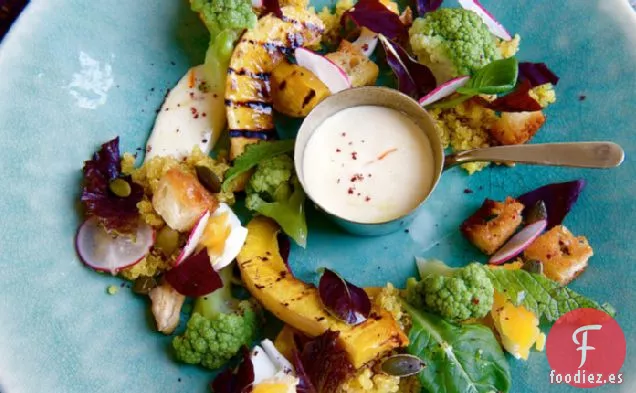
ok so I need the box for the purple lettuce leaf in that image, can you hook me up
[292,350,317,393]
[517,179,586,229]
[261,0,283,19]
[81,137,143,234]
[210,347,255,393]
[318,269,371,325]
[341,0,408,43]
[519,62,559,87]
[414,0,443,16]
[298,330,355,393]
[165,249,224,297]
[379,35,436,99]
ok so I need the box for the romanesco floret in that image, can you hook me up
[172,268,259,369]
[405,263,494,322]
[409,8,501,83]
[247,154,294,199]
[245,154,307,246]
[191,0,257,34]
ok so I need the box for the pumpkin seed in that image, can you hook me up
[379,354,425,377]
[156,226,180,256]
[195,165,222,193]
[526,200,547,224]
[132,276,157,295]
[109,178,132,197]
[523,259,544,275]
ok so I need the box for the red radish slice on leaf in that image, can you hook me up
[489,219,547,265]
[418,76,470,107]
[175,210,211,266]
[75,217,155,275]
[458,0,512,41]
[295,47,352,93]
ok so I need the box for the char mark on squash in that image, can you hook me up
[227,67,271,80]
[228,129,276,140]
[224,99,273,114]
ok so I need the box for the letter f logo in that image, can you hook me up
[572,324,602,368]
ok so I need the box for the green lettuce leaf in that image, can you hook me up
[403,301,512,393]
[221,140,295,191]
[484,267,616,322]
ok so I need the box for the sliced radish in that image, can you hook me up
[352,28,378,57]
[294,47,352,93]
[174,210,211,266]
[489,219,547,265]
[75,217,155,275]
[418,76,470,107]
[458,0,512,41]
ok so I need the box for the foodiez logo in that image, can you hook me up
[546,308,626,388]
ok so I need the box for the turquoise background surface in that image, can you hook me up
[0,0,634,392]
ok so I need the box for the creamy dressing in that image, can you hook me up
[302,106,435,224]
[145,65,225,161]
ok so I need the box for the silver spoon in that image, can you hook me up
[444,141,625,170]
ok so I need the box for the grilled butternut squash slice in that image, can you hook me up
[271,62,331,117]
[237,217,408,368]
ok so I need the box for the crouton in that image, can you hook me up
[523,225,593,285]
[461,197,524,255]
[326,40,379,87]
[489,111,546,145]
[152,168,218,232]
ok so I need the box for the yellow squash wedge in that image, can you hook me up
[237,217,408,368]
[271,62,331,118]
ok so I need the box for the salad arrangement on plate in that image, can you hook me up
[74,0,615,392]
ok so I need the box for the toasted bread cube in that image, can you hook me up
[152,168,218,231]
[461,197,524,255]
[523,225,593,285]
[489,111,546,145]
[325,40,379,87]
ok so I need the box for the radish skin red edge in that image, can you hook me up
[75,217,155,275]
[174,210,211,266]
[294,47,352,93]
[418,76,470,107]
[489,219,547,265]
[458,0,512,41]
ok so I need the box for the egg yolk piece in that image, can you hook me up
[491,290,543,360]
[201,212,231,256]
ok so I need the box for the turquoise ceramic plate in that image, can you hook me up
[0,1,634,392]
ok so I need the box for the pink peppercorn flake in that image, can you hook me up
[351,152,358,160]
[347,187,354,194]
[336,148,341,153]
[350,173,364,182]
[365,196,371,202]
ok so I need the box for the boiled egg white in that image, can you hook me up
[202,203,248,271]
[145,65,225,160]
[251,339,298,393]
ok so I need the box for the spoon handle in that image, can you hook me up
[443,142,625,170]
